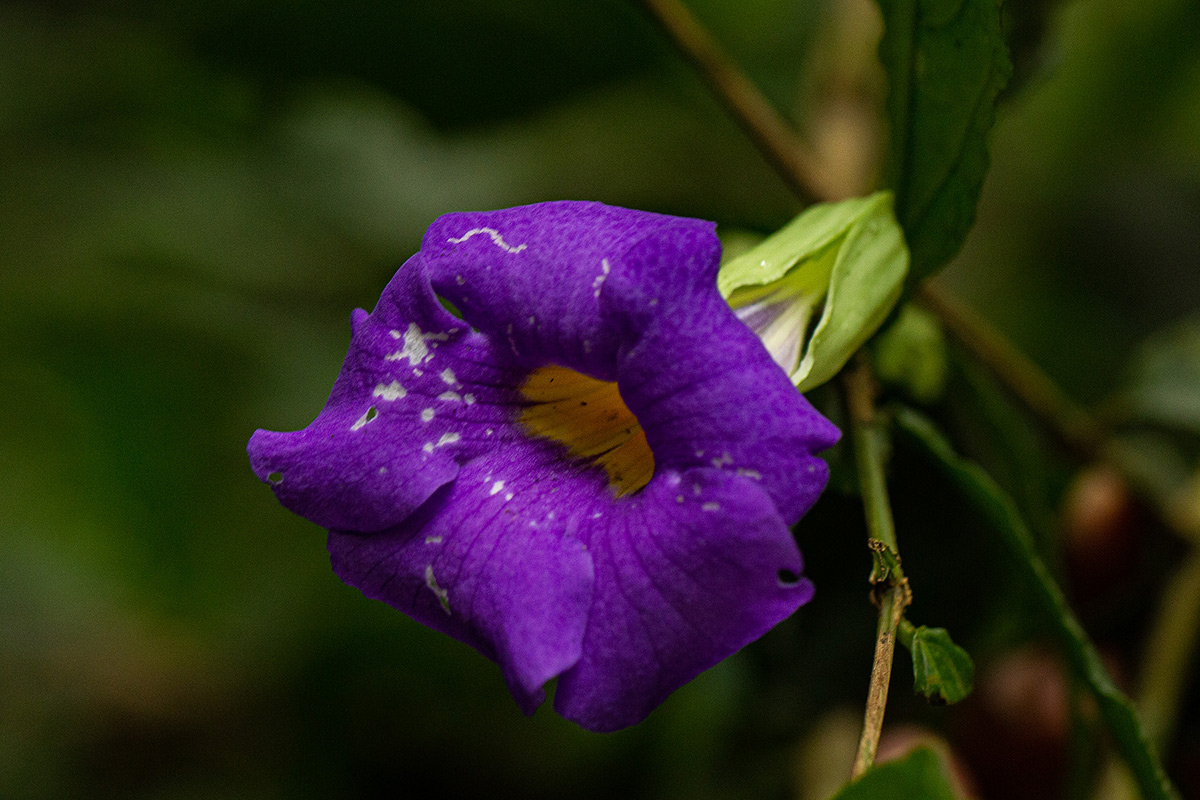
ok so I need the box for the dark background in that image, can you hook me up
[2,0,1199,797]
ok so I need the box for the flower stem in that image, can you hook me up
[844,358,911,777]
[633,0,823,205]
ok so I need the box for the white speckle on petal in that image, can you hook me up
[446,227,526,254]
[425,535,443,544]
[423,442,434,453]
[695,449,705,458]
[490,480,505,496]
[676,495,684,504]
[736,468,763,480]
[350,407,377,431]
[373,381,406,401]
[438,391,462,403]
[592,258,612,298]
[386,322,430,366]
[440,368,458,385]
[485,428,494,436]
[702,502,721,512]
[505,492,514,501]
[455,274,465,285]
[693,483,702,496]
[591,512,602,519]
[463,393,476,405]
[389,329,402,339]
[378,467,388,475]
[421,408,435,422]
[436,432,460,447]
[424,565,451,614]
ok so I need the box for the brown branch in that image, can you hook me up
[634,0,825,205]
[917,279,1105,461]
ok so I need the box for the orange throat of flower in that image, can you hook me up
[518,364,654,497]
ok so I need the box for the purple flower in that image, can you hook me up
[248,201,839,731]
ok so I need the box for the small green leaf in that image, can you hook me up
[1116,319,1200,434]
[894,407,1181,800]
[718,192,908,392]
[908,625,974,704]
[829,747,964,800]
[876,0,1012,281]
[873,304,948,403]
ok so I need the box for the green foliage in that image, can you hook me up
[717,192,908,391]
[1116,318,1200,434]
[875,0,1012,281]
[905,625,974,705]
[894,407,1181,800]
[829,748,964,800]
[872,305,948,403]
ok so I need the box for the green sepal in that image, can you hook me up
[904,624,974,705]
[829,747,965,800]
[717,192,909,392]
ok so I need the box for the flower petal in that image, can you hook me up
[248,255,525,531]
[601,227,840,522]
[328,445,599,712]
[420,201,715,381]
[554,468,813,732]
[250,201,841,729]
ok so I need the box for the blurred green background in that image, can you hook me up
[2,0,1198,798]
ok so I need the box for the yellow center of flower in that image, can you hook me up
[519,364,654,496]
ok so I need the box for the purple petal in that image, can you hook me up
[328,445,599,711]
[250,201,840,729]
[421,201,714,381]
[554,468,813,732]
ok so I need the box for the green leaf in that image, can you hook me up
[829,747,963,800]
[894,407,1181,800]
[1116,318,1200,434]
[872,304,948,403]
[876,0,1012,281]
[717,192,909,391]
[907,625,974,704]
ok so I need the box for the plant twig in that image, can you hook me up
[634,0,823,205]
[896,407,1180,800]
[637,1,1194,791]
[844,358,911,777]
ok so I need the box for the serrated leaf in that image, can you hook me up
[718,192,908,391]
[876,0,1012,281]
[829,747,964,800]
[909,626,974,704]
[894,407,1180,800]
